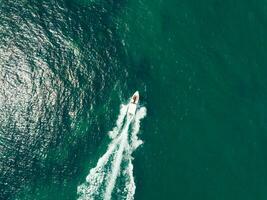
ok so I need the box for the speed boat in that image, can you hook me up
[127,91,139,117]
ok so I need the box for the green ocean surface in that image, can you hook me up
[0,0,267,199]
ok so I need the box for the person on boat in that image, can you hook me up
[133,96,137,104]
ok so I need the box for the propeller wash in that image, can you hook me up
[77,92,146,200]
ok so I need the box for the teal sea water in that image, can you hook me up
[1,0,267,199]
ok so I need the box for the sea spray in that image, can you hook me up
[77,103,146,200]
[104,123,129,200]
[130,107,147,151]
[108,104,128,139]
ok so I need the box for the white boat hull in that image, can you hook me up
[128,103,137,115]
[127,91,139,117]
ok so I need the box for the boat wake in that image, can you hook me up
[77,103,146,200]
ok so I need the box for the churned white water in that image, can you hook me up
[77,103,146,200]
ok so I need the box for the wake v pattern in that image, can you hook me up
[77,99,146,200]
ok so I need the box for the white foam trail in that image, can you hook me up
[77,137,121,200]
[130,107,147,151]
[77,103,146,200]
[108,104,128,139]
[124,159,135,200]
[104,122,130,200]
